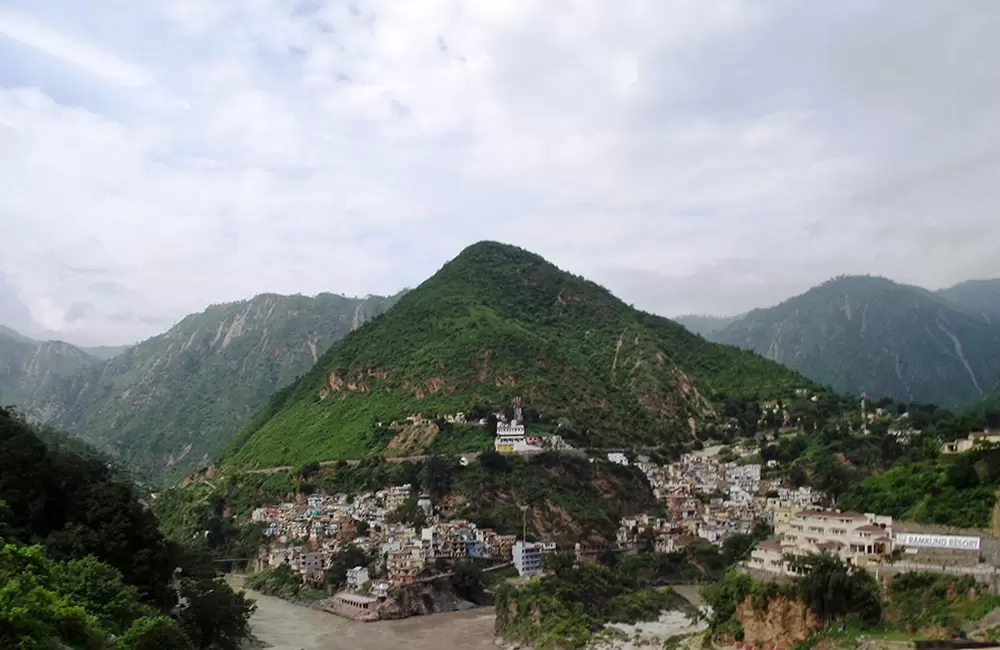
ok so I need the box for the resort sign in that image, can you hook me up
[895,533,980,551]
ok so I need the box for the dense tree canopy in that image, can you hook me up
[0,407,255,649]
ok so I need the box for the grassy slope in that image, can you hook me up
[225,241,812,469]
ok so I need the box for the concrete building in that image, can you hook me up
[387,543,425,585]
[346,566,370,592]
[607,452,629,466]
[494,421,544,453]
[749,510,893,576]
[513,541,543,577]
[296,552,326,582]
[941,431,1000,455]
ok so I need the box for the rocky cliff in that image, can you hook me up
[735,595,820,649]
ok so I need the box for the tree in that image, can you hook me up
[386,496,427,528]
[479,448,510,473]
[118,616,194,650]
[325,546,371,589]
[422,456,453,498]
[177,578,255,650]
[296,461,320,479]
[750,519,774,543]
[788,552,880,626]
[450,560,487,604]
[722,534,754,565]
[50,556,154,634]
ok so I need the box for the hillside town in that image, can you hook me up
[247,397,1000,625]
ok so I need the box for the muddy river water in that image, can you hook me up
[234,579,498,650]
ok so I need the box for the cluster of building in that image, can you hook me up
[253,484,546,590]
[618,450,991,582]
[621,452,775,546]
[252,485,425,543]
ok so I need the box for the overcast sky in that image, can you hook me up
[1,0,999,346]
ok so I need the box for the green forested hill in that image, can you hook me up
[224,241,813,469]
[937,278,1000,325]
[707,275,1000,409]
[0,326,97,406]
[0,406,254,649]
[20,292,400,483]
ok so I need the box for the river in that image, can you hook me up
[233,579,498,650]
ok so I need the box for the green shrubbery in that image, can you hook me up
[702,554,1000,644]
[838,447,1000,528]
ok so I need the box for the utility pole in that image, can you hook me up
[520,505,529,542]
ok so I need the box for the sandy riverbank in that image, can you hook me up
[232,577,498,650]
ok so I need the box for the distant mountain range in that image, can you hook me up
[6,248,997,482]
[1,292,401,482]
[679,276,1000,408]
[222,241,812,470]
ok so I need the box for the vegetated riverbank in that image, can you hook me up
[233,576,497,650]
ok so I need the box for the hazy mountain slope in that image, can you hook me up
[0,326,97,406]
[937,279,1000,324]
[224,242,813,469]
[80,343,132,360]
[28,292,401,482]
[674,314,740,337]
[710,275,1000,408]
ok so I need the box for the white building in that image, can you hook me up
[941,431,1000,455]
[607,452,629,466]
[494,421,543,453]
[749,510,893,576]
[346,566,370,591]
[513,541,543,577]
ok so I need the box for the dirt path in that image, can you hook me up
[236,579,497,650]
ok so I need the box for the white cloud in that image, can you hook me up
[0,0,998,345]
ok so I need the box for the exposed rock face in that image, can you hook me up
[376,581,476,620]
[736,596,820,649]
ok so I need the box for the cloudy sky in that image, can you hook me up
[1,0,998,346]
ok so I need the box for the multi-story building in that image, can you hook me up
[346,566,370,591]
[749,510,893,575]
[387,543,426,585]
[513,541,543,577]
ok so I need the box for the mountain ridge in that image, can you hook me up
[702,274,1000,408]
[936,278,1000,325]
[10,290,403,482]
[0,326,98,407]
[223,241,815,469]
